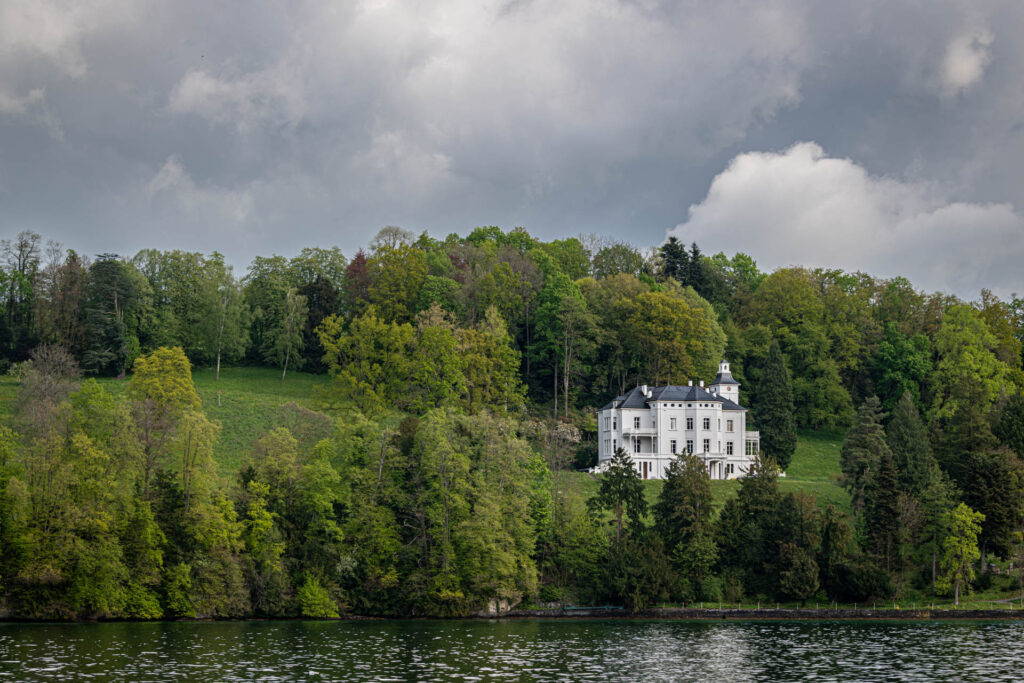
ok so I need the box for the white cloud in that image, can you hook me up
[146,156,254,224]
[669,142,1024,297]
[940,28,994,95]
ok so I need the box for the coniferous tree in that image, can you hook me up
[886,391,937,495]
[758,339,797,469]
[589,449,647,544]
[653,454,712,553]
[840,396,891,512]
[994,393,1024,457]
[659,236,688,283]
[866,452,901,573]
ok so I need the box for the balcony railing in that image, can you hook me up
[745,430,760,441]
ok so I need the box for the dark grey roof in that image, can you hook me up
[719,397,746,411]
[712,366,740,385]
[599,384,746,410]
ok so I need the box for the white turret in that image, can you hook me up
[711,359,740,405]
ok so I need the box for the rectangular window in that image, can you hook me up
[686,417,694,430]
[634,416,641,429]
[605,439,611,454]
[686,439,693,454]
[604,417,610,430]
[613,438,617,452]
[703,417,710,430]
[727,419,734,432]
[726,442,734,455]
[670,417,677,430]
[613,418,617,430]
[634,439,641,453]
[718,419,721,431]
[703,439,710,453]
[670,440,677,454]
[718,441,721,452]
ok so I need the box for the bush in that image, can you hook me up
[297,575,339,618]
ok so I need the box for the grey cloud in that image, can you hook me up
[0,0,1022,296]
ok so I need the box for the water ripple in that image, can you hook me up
[1,619,1022,681]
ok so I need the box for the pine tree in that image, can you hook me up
[589,449,647,544]
[758,339,797,470]
[866,452,901,573]
[840,396,891,512]
[653,454,712,553]
[659,236,688,283]
[994,393,1024,458]
[886,391,938,495]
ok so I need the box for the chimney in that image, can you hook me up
[641,384,648,396]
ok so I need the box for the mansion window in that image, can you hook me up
[670,417,677,430]
[727,419,734,432]
[726,464,734,475]
[726,442,734,455]
[613,439,617,451]
[604,417,610,430]
[634,439,641,453]
[702,417,710,430]
[634,416,641,429]
[703,439,710,453]
[686,417,694,430]
[686,440,694,454]
[746,441,757,456]
[670,440,677,454]
[613,418,617,430]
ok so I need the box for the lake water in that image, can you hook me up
[1,618,1022,681]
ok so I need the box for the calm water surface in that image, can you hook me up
[1,618,1021,681]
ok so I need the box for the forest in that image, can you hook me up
[0,225,1022,618]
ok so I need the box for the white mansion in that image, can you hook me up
[596,360,760,480]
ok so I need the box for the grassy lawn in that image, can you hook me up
[566,429,850,517]
[0,366,330,480]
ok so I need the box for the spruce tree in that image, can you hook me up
[659,236,688,283]
[866,451,901,573]
[840,396,891,512]
[886,391,938,495]
[653,454,712,553]
[589,449,647,544]
[758,339,797,470]
[994,393,1024,458]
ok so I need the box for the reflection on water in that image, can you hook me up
[0,618,1021,681]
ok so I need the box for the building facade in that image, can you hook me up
[595,360,760,480]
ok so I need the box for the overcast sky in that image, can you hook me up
[1,0,1022,298]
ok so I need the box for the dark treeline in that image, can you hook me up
[0,226,1022,618]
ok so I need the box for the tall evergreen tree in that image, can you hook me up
[866,452,901,573]
[886,391,937,495]
[659,236,688,283]
[589,449,647,544]
[653,454,712,553]
[994,393,1024,458]
[758,339,797,469]
[840,396,891,512]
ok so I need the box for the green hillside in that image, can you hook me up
[0,367,331,479]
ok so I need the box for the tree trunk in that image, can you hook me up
[552,361,558,418]
[932,544,937,594]
[282,348,289,380]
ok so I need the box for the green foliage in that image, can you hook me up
[297,574,339,618]
[589,449,648,544]
[840,397,890,512]
[758,340,797,469]
[935,503,984,605]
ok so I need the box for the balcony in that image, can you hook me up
[622,426,657,436]
[745,430,760,441]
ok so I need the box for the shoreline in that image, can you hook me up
[499,607,1024,621]
[4,607,1024,624]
